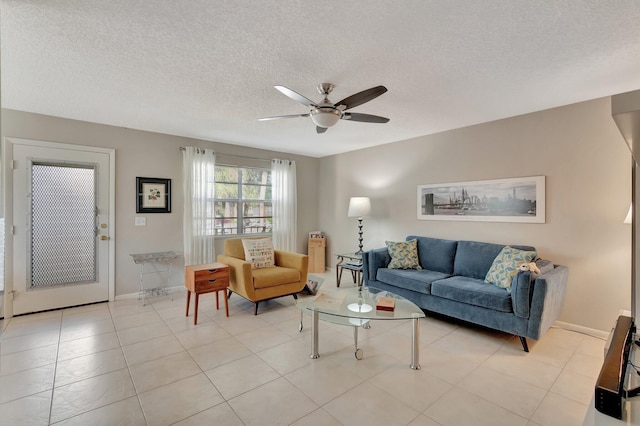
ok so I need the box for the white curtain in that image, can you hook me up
[183,147,216,265]
[271,159,297,252]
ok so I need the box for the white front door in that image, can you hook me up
[7,138,114,315]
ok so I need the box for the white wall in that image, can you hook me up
[318,97,632,332]
[1,109,320,297]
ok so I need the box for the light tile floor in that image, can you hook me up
[0,272,620,425]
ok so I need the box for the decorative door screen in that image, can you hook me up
[29,162,97,288]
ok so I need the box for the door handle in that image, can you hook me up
[100,235,110,241]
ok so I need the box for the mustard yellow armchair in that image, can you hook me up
[217,238,308,315]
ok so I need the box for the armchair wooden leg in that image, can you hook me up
[254,302,259,315]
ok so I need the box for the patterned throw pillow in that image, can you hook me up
[484,246,537,289]
[242,237,275,269]
[386,239,422,270]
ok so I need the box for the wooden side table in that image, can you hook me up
[308,236,326,273]
[185,262,230,325]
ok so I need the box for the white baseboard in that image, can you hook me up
[115,285,184,301]
[553,321,609,340]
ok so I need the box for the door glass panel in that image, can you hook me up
[30,163,96,288]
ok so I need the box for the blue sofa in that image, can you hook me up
[362,236,569,351]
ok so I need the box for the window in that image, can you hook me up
[214,165,272,236]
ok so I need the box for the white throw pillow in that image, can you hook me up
[242,238,275,269]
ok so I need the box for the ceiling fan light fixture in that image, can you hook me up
[310,108,341,128]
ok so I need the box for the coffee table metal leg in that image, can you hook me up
[410,317,421,370]
[310,309,320,359]
[354,326,363,360]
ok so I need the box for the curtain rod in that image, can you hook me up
[179,147,275,163]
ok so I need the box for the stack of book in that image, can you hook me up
[376,296,396,312]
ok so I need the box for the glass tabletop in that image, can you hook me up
[300,287,425,321]
[336,252,363,261]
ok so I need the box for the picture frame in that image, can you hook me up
[136,177,171,213]
[417,176,545,223]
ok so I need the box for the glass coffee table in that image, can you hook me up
[297,287,425,369]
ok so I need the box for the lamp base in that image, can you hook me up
[356,217,364,254]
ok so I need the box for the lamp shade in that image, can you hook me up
[625,204,633,224]
[348,197,371,218]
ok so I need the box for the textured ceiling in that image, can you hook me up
[2,1,640,157]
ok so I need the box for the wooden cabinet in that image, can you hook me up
[184,262,230,325]
[308,237,326,273]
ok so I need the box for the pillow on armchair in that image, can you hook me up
[242,237,275,269]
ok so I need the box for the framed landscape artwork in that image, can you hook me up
[136,177,171,213]
[417,176,545,223]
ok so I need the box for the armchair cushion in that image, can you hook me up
[252,267,301,289]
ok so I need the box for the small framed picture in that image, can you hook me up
[136,177,171,213]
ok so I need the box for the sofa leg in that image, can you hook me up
[254,302,259,315]
[292,293,298,300]
[519,336,529,352]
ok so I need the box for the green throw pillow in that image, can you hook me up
[386,239,422,270]
[484,246,537,289]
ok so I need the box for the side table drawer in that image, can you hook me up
[194,268,228,281]
[194,277,229,292]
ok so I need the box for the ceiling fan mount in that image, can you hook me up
[317,83,335,97]
[259,83,389,134]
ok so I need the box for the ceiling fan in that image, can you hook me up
[259,83,389,134]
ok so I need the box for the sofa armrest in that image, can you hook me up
[526,265,569,339]
[217,254,255,299]
[511,270,534,319]
[363,247,391,285]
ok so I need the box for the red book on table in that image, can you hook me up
[376,296,395,311]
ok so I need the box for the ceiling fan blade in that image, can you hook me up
[258,114,309,121]
[316,126,328,134]
[274,86,318,107]
[343,113,390,123]
[335,85,387,111]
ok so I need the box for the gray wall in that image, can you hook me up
[1,109,320,297]
[319,97,632,332]
[2,96,632,332]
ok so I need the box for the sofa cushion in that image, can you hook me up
[407,236,458,274]
[485,246,537,289]
[252,266,300,289]
[386,239,422,270]
[453,240,535,280]
[376,268,449,295]
[431,276,513,313]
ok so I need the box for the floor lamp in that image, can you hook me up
[348,197,371,254]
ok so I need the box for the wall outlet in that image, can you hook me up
[135,216,146,227]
